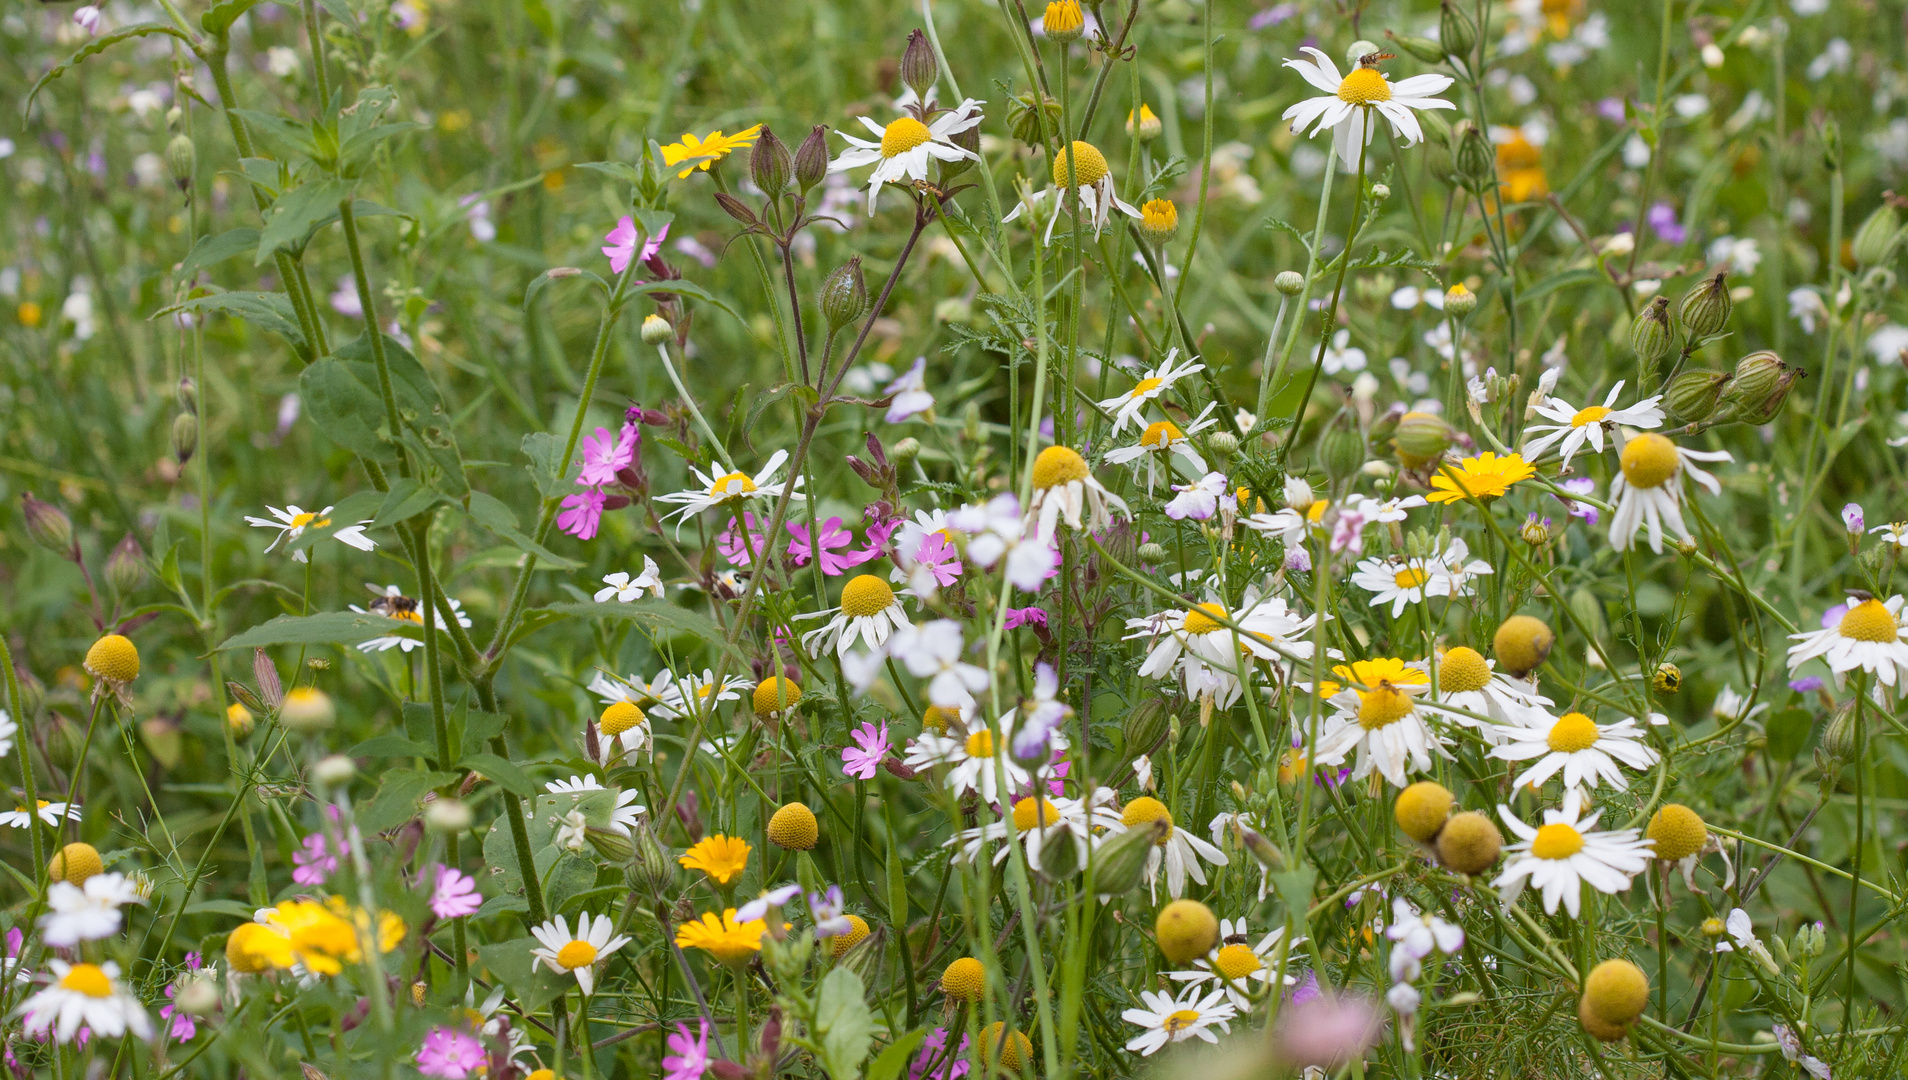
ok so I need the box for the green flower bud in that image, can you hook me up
[1239,827,1287,872]
[821,258,868,330]
[1440,0,1477,59]
[1007,90,1063,146]
[748,125,793,196]
[1387,30,1446,65]
[1137,541,1168,563]
[1391,411,1453,468]
[899,29,940,101]
[105,534,146,596]
[166,134,196,191]
[1089,818,1165,895]
[20,493,75,555]
[1316,413,1366,484]
[1677,271,1732,339]
[587,825,634,862]
[1124,697,1174,760]
[640,313,673,345]
[1852,203,1902,268]
[1663,369,1732,424]
[172,412,198,464]
[1444,283,1477,316]
[1632,295,1674,363]
[892,436,922,464]
[1274,270,1306,296]
[176,376,198,415]
[1205,431,1239,459]
[793,125,831,194]
[1821,700,1857,762]
[1716,350,1801,425]
[628,823,676,900]
[1454,121,1496,189]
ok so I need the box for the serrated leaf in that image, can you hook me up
[815,967,875,1080]
[257,179,357,265]
[24,24,196,115]
[231,109,321,163]
[176,227,261,283]
[535,600,746,666]
[520,432,566,498]
[369,478,444,529]
[216,611,419,650]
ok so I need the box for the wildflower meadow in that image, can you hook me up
[5,0,1908,1074]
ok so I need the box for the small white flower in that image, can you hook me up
[1522,381,1666,469]
[946,787,1122,874]
[1098,349,1205,435]
[544,776,646,835]
[903,710,1067,805]
[0,799,79,829]
[951,494,1060,592]
[1280,48,1456,170]
[528,912,631,995]
[1706,235,1762,275]
[1607,432,1732,553]
[1386,897,1464,961]
[1494,788,1655,917]
[19,960,152,1044]
[1003,140,1143,244]
[1790,287,1829,333]
[1103,402,1218,493]
[653,449,802,535]
[1167,918,1305,1009]
[594,557,665,602]
[555,809,589,852]
[1319,329,1367,376]
[889,619,989,709]
[882,356,936,422]
[40,873,147,947]
[1165,471,1230,522]
[1122,986,1236,1055]
[350,583,472,653]
[828,99,985,214]
[1490,711,1660,793]
[244,504,376,563]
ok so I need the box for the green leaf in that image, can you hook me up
[459,710,510,756]
[867,1030,929,1080]
[814,967,875,1080]
[201,0,267,34]
[535,600,746,666]
[370,478,445,529]
[1519,268,1607,305]
[183,899,260,919]
[24,24,196,115]
[153,290,309,360]
[176,227,261,283]
[475,938,576,1012]
[348,734,436,760]
[1765,707,1813,761]
[544,852,600,915]
[463,492,580,570]
[461,752,536,797]
[340,122,427,170]
[520,432,567,498]
[231,109,321,163]
[619,278,743,325]
[300,357,393,459]
[216,611,419,651]
[257,179,357,265]
[360,769,458,833]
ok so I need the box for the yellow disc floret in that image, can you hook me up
[1582,959,1650,1026]
[1394,781,1455,843]
[1570,405,1613,428]
[768,802,820,851]
[1531,822,1586,860]
[1336,66,1394,105]
[1577,996,1631,1042]
[839,574,895,618]
[84,634,139,684]
[1155,899,1219,964]
[1619,434,1680,488]
[1645,804,1707,863]
[555,940,598,970]
[59,963,114,999]
[1182,603,1227,635]
[923,704,961,733]
[1357,684,1416,730]
[1140,420,1184,448]
[981,1023,1033,1072]
[830,914,872,958]
[1121,796,1174,842]
[1012,797,1061,831]
[1050,141,1110,188]
[1436,811,1503,874]
[1031,446,1089,489]
[1213,943,1263,981]
[1839,598,1900,643]
[942,956,986,1002]
[599,700,645,736]
[49,842,104,885]
[880,117,932,158]
[964,729,995,759]
[1547,713,1601,753]
[753,676,803,717]
[1436,647,1493,694]
[1492,614,1554,677]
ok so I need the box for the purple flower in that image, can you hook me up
[1594,97,1629,123]
[788,516,881,576]
[72,6,102,34]
[1821,602,1849,630]
[910,1027,972,1080]
[158,984,196,1042]
[908,533,964,588]
[557,488,608,540]
[662,1019,711,1080]
[430,865,482,919]
[809,886,852,938]
[329,275,363,318]
[1843,503,1865,534]
[1003,606,1047,630]
[292,833,337,886]
[1789,676,1825,693]
[1558,477,1600,525]
[718,512,771,567]
[1248,2,1297,29]
[841,721,890,779]
[602,218,668,276]
[415,1027,486,1080]
[1646,202,1687,244]
[578,423,638,486]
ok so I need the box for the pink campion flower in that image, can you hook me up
[73,6,102,33]
[662,1019,711,1080]
[906,533,963,587]
[1003,606,1047,630]
[841,721,890,779]
[416,1027,486,1080]
[1558,477,1599,525]
[602,218,669,276]
[557,488,608,540]
[430,865,482,919]
[788,517,880,576]
[910,1026,971,1080]
[718,512,771,567]
[159,984,196,1042]
[1329,502,1376,555]
[578,424,638,486]
[292,833,336,886]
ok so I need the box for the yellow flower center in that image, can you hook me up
[1618,434,1679,488]
[1031,446,1089,489]
[1570,404,1612,428]
[1530,822,1585,859]
[923,704,961,732]
[84,634,141,684]
[1647,804,1707,862]
[839,574,896,618]
[600,700,645,736]
[59,964,114,999]
[1164,1008,1203,1033]
[289,511,330,529]
[1044,0,1084,34]
[1305,500,1329,523]
[1547,712,1600,753]
[1128,376,1165,399]
[1141,199,1178,231]
[1357,684,1415,730]
[1183,603,1228,635]
[1140,420,1184,448]
[1050,141,1111,188]
[1436,647,1493,694]
[1213,943,1262,980]
[710,471,757,497]
[964,729,996,759]
[1393,567,1429,590]
[1121,796,1175,842]
[1336,67,1393,105]
[881,116,933,158]
[1012,797,1061,831]
[1839,598,1900,643]
[556,940,598,969]
[1701,916,1725,937]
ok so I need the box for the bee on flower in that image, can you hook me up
[1606,432,1732,552]
[1280,47,1455,171]
[350,584,473,653]
[1003,140,1143,243]
[827,98,984,213]
[1310,658,1447,788]
[1166,919,1306,1010]
[1521,381,1665,468]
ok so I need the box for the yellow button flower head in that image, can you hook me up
[1139,199,1179,245]
[1426,451,1535,504]
[1155,898,1219,964]
[829,913,871,957]
[1394,781,1454,843]
[1043,0,1085,42]
[660,125,764,179]
[1581,959,1649,1028]
[48,842,104,885]
[752,676,802,717]
[1126,103,1162,141]
[679,834,752,885]
[1646,804,1707,863]
[674,908,769,966]
[941,956,986,1002]
[767,803,819,851]
[599,700,645,737]
[84,635,139,698]
[981,1023,1034,1072]
[1436,811,1502,874]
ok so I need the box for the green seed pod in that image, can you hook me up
[793,125,831,194]
[1454,121,1496,189]
[1677,271,1732,339]
[1632,295,1674,363]
[892,436,922,464]
[1716,350,1800,424]
[749,125,793,196]
[820,257,869,330]
[1440,0,1477,59]
[1388,31,1446,65]
[587,825,634,863]
[1851,203,1902,268]
[172,412,199,464]
[899,29,940,101]
[176,376,198,415]
[1007,90,1063,146]
[1239,827,1287,872]
[1662,369,1732,424]
[1124,697,1174,760]
[1090,818,1166,895]
[165,133,196,191]
[1392,411,1453,467]
[1316,413,1366,484]
[1820,700,1857,762]
[105,534,146,595]
[628,823,676,899]
[1037,823,1082,878]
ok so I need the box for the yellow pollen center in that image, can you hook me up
[60,964,114,999]
[1839,598,1900,643]
[1121,796,1175,842]
[1393,567,1429,590]
[1547,712,1600,753]
[1437,647,1493,693]
[1140,420,1184,448]
[1570,405,1613,428]
[965,730,996,759]
[1050,141,1110,188]
[1128,377,1165,399]
[1531,822,1585,859]
[1164,1009,1203,1033]
[1183,603,1228,635]
[881,116,933,158]
[710,471,757,497]
[289,512,321,528]
[839,574,896,618]
[1031,446,1089,489]
[1701,916,1725,937]
[1336,67,1393,105]
[600,701,645,736]
[556,940,598,969]
[1213,943,1262,980]
[1357,684,1415,729]
[1618,434,1679,488]
[1012,797,1061,831]
[1305,500,1329,523]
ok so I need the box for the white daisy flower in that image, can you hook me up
[594,557,666,602]
[1167,918,1305,1009]
[1421,646,1551,742]
[0,799,80,828]
[1494,788,1654,917]
[653,449,802,536]
[1103,402,1218,492]
[1209,811,1273,900]
[1607,432,1732,553]
[1521,381,1665,468]
[946,787,1123,874]
[1121,985,1236,1055]
[350,583,472,653]
[1310,658,1446,788]
[40,873,147,947]
[894,508,959,564]
[1003,139,1143,244]
[19,960,152,1043]
[888,619,990,709]
[589,669,675,710]
[797,574,914,658]
[1787,593,1908,688]
[1490,711,1660,793]
[528,912,631,995]
[903,710,1067,805]
[1026,446,1129,543]
[1118,796,1229,900]
[544,776,646,835]
[1351,555,1440,617]
[1097,349,1206,435]
[244,503,375,563]
[658,669,754,720]
[827,99,984,214]
[1280,48,1456,171]
[1123,589,1319,709]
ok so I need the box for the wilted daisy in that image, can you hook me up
[40,872,146,946]
[1120,796,1229,900]
[1607,432,1732,552]
[544,776,645,835]
[947,788,1122,874]
[1521,381,1665,468]
[1122,985,1237,1055]
[1280,48,1455,170]
[1787,593,1908,687]
[350,584,472,653]
[903,711,1067,805]
[20,960,152,1043]
[1003,139,1143,243]
[1495,788,1654,917]
[1167,919,1305,1009]
[1098,350,1206,435]
[1311,658,1445,788]
[1103,402,1218,491]
[654,449,802,535]
[1490,712,1659,792]
[828,99,984,213]
[1125,591,1318,709]
[529,913,630,995]
[594,557,665,602]
[244,503,375,563]
[798,574,914,657]
[1026,446,1128,542]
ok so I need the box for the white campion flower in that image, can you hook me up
[827,99,984,214]
[888,619,989,709]
[1280,48,1456,170]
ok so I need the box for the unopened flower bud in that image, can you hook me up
[749,126,793,196]
[166,134,196,191]
[892,436,922,464]
[1043,0,1085,43]
[172,412,199,464]
[1274,270,1305,296]
[1439,0,1477,58]
[1369,183,1391,201]
[900,29,940,99]
[1852,203,1901,268]
[1631,295,1674,363]
[1716,350,1800,425]
[1455,121,1496,188]
[587,825,634,862]
[425,797,472,834]
[1126,104,1162,142]
[21,493,75,555]
[1663,369,1731,424]
[1821,701,1857,762]
[1387,31,1445,65]
[1205,431,1239,459]
[1137,542,1167,563]
[279,686,336,734]
[1391,411,1453,468]
[1316,414,1366,484]
[1677,271,1732,339]
[105,534,146,595]
[821,257,869,330]
[794,125,831,194]
[175,977,220,1017]
[1138,198,1179,245]
[1124,697,1173,760]
[1240,828,1287,871]
[1443,282,1477,316]
[313,754,357,787]
[1520,516,1551,547]
[1007,90,1063,146]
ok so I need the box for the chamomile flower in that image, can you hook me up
[1607,432,1732,553]
[798,574,915,657]
[1026,446,1129,542]
[658,669,754,719]
[529,913,630,995]
[952,494,1061,590]
[1351,555,1440,617]
[1280,48,1455,171]
[40,873,146,947]
[1494,788,1654,917]
[1003,140,1143,244]
[946,788,1123,874]
[20,960,152,1043]
[350,584,472,653]
[244,504,376,563]
[1119,796,1229,900]
[1421,646,1551,740]
[0,708,14,758]
[1103,402,1218,492]
[1167,919,1305,1009]
[1098,350,1206,435]
[654,449,802,536]
[594,557,665,602]
[1124,590,1319,709]
[1489,712,1660,792]
[1786,593,1908,688]
[903,711,1067,805]
[543,776,646,835]
[1521,381,1665,468]
[0,800,79,828]
[828,99,984,213]
[1310,658,1446,788]
[1122,986,1237,1056]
